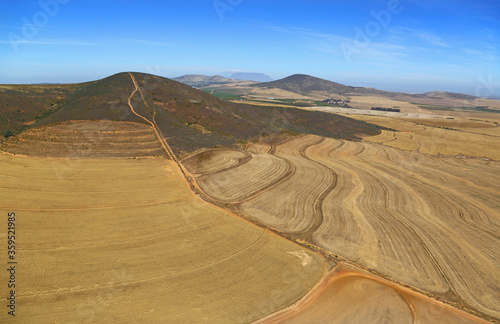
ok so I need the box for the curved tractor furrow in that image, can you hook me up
[320,158,450,295]
[196,151,291,203]
[182,149,251,176]
[239,136,334,233]
[356,160,500,317]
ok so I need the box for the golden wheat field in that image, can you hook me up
[0,148,327,323]
[187,134,500,321]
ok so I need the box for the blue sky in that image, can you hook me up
[1,0,499,95]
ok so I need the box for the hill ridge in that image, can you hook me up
[1,72,382,157]
[253,74,478,100]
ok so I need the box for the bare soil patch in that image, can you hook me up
[259,266,490,324]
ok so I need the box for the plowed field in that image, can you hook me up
[188,134,500,321]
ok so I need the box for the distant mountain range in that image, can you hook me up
[174,72,273,86]
[228,72,273,82]
[173,75,241,87]
[174,73,479,103]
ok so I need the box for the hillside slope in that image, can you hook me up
[423,91,477,101]
[0,83,79,136]
[2,72,381,156]
[254,74,358,96]
[253,74,479,103]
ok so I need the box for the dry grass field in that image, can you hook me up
[405,117,500,137]
[348,95,422,112]
[240,135,334,234]
[0,145,327,323]
[310,106,443,119]
[246,87,323,100]
[231,100,299,109]
[187,134,500,321]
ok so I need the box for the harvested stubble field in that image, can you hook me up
[240,136,334,234]
[191,147,290,203]
[182,149,250,175]
[352,115,500,160]
[0,139,327,323]
[186,134,500,321]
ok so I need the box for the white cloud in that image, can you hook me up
[389,27,450,47]
[261,24,412,64]
[412,31,449,47]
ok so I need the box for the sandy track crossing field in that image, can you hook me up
[0,153,327,323]
[259,267,490,324]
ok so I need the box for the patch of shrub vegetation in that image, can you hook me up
[3,130,14,138]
